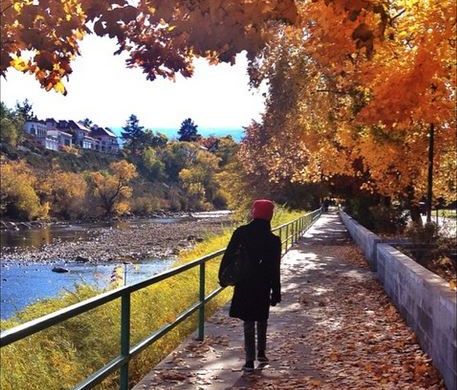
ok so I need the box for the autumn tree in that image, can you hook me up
[179,150,221,209]
[142,147,166,181]
[2,0,455,221]
[160,142,199,181]
[212,136,239,167]
[0,102,24,146]
[0,160,49,220]
[178,118,200,142]
[41,171,88,219]
[141,130,168,149]
[89,160,137,216]
[240,0,456,223]
[1,1,297,94]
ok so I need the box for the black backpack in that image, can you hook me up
[219,241,255,286]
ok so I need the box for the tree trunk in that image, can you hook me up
[409,205,423,226]
[426,123,435,223]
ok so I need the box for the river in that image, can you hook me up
[0,211,231,320]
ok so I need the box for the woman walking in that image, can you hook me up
[219,199,282,372]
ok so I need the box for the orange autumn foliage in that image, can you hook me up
[241,0,456,204]
[1,0,297,92]
[2,0,455,203]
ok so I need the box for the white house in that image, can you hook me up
[24,120,59,151]
[82,136,96,150]
[24,117,120,153]
[24,120,47,138]
[47,130,73,148]
[90,127,120,153]
[43,134,59,151]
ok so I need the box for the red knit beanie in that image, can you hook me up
[251,199,274,221]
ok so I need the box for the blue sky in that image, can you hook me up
[1,35,266,134]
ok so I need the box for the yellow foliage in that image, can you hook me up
[0,160,48,220]
[89,160,138,216]
[239,0,456,205]
[41,171,88,219]
[60,145,80,156]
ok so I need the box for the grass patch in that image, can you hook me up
[0,208,307,389]
[435,209,457,219]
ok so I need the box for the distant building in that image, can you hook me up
[46,130,73,149]
[45,118,73,149]
[83,135,96,150]
[90,127,120,153]
[24,117,120,153]
[24,120,47,138]
[43,134,59,151]
[24,120,58,150]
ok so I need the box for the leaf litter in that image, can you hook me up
[135,243,445,389]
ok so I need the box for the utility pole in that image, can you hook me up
[426,123,435,224]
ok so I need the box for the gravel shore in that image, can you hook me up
[1,215,233,264]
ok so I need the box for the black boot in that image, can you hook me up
[242,360,254,372]
[257,351,269,362]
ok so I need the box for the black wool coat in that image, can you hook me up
[219,219,281,321]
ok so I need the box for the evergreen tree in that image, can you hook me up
[81,118,94,129]
[178,118,201,142]
[140,129,168,149]
[121,114,145,155]
[15,99,35,121]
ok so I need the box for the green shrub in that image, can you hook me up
[368,204,408,234]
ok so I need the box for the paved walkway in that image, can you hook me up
[133,212,443,390]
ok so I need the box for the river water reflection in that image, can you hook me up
[0,260,172,320]
[0,212,231,321]
[0,218,178,253]
[0,216,183,320]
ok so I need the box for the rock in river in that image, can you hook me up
[75,255,90,263]
[52,267,69,273]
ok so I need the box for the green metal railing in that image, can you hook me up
[0,209,321,389]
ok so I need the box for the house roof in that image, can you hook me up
[76,121,92,132]
[47,129,72,137]
[25,119,46,125]
[56,120,70,129]
[90,126,117,138]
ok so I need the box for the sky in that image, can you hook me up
[0,34,266,132]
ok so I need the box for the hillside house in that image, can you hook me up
[56,120,87,148]
[24,120,47,138]
[45,118,73,149]
[43,134,59,151]
[83,135,97,150]
[46,130,73,148]
[90,127,120,153]
[24,117,120,153]
[24,120,59,150]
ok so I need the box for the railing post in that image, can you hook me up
[120,293,131,390]
[280,226,285,255]
[285,224,289,250]
[197,262,206,341]
[293,220,296,243]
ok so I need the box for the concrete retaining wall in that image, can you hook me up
[340,211,457,390]
[339,211,381,271]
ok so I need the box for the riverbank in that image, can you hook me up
[1,213,233,264]
[0,208,303,390]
